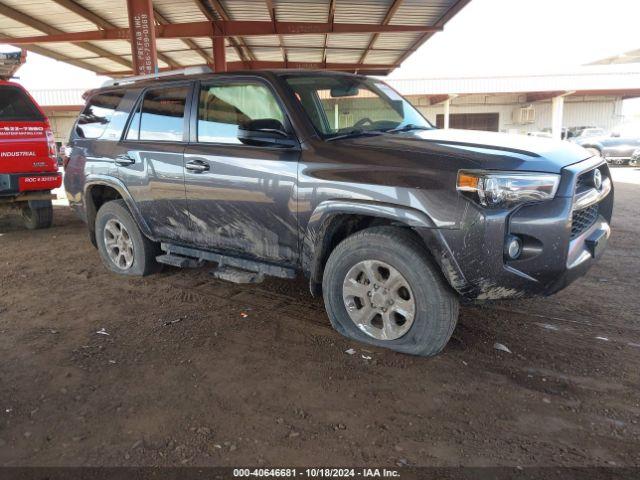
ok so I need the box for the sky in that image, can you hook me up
[1,0,639,93]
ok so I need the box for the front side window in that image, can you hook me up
[76,91,125,138]
[127,86,189,142]
[283,75,432,139]
[197,82,285,144]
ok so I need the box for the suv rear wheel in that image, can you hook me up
[322,226,459,357]
[22,200,53,230]
[95,200,160,276]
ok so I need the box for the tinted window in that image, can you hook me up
[76,91,125,139]
[127,86,188,142]
[197,83,285,144]
[0,86,43,121]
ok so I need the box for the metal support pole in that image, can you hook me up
[443,98,451,129]
[126,0,158,75]
[212,27,227,72]
[551,95,565,140]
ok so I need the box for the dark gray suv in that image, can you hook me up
[64,69,613,357]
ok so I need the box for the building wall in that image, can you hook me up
[42,109,81,145]
[409,94,624,134]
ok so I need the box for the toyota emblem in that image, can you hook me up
[593,169,603,190]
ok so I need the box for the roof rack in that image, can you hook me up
[102,65,213,87]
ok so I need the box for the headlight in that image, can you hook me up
[457,170,560,207]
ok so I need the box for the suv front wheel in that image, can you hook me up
[322,226,459,357]
[95,200,160,276]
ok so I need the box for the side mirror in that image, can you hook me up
[238,119,297,147]
[611,131,621,138]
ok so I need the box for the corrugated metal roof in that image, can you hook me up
[0,0,470,76]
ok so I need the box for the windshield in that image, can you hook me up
[283,74,432,139]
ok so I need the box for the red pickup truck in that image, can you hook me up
[0,80,61,229]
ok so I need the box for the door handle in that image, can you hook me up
[115,154,135,166]
[185,160,210,173]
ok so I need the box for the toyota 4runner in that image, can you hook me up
[1,80,62,229]
[64,69,613,357]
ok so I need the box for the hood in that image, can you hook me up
[339,128,591,173]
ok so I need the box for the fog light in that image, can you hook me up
[505,236,522,260]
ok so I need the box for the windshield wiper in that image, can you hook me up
[386,124,431,134]
[326,129,384,142]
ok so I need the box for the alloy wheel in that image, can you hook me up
[103,219,135,270]
[342,260,416,340]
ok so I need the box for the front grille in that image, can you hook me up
[571,204,599,239]
[575,167,602,194]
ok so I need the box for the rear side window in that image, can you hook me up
[126,86,189,142]
[0,86,43,121]
[197,83,285,144]
[76,91,125,139]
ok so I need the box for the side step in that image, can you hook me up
[156,254,204,269]
[160,243,296,280]
[210,265,264,284]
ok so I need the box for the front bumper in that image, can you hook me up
[0,172,62,197]
[424,157,613,300]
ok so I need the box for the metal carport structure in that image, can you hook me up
[0,0,470,77]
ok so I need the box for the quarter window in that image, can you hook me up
[76,91,125,139]
[197,83,285,144]
[127,86,189,142]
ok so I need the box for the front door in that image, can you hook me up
[115,84,193,243]
[183,79,299,267]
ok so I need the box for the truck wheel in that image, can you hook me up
[322,226,459,357]
[22,200,53,230]
[95,199,160,276]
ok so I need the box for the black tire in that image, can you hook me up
[322,226,459,357]
[22,200,53,230]
[95,199,160,276]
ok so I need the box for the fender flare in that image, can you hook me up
[84,175,155,241]
[302,199,468,294]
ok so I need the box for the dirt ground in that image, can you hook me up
[0,172,638,468]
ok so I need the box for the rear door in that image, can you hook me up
[0,83,54,174]
[183,78,299,266]
[115,83,193,243]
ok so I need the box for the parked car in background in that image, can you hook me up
[65,69,613,357]
[0,80,61,229]
[631,148,640,166]
[570,127,607,141]
[574,123,640,165]
[527,131,552,138]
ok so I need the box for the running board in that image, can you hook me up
[160,243,296,279]
[210,265,264,284]
[156,254,204,269]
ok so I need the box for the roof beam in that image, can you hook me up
[50,0,179,68]
[0,1,132,69]
[322,0,336,64]
[50,0,114,30]
[5,21,442,44]
[0,33,108,74]
[265,0,287,63]
[70,44,407,60]
[153,7,212,64]
[105,61,395,76]
[195,0,256,63]
[358,0,404,65]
